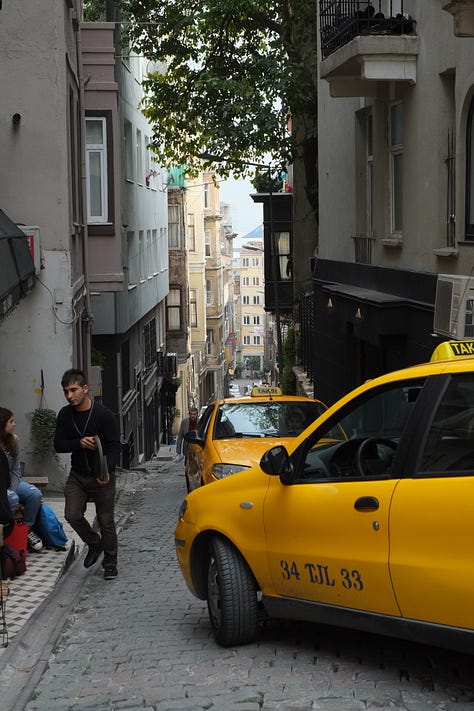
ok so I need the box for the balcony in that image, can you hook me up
[442,0,474,36]
[319,1,418,97]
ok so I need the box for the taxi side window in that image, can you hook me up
[197,406,213,438]
[419,374,474,474]
[299,380,424,482]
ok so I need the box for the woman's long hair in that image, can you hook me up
[0,407,19,456]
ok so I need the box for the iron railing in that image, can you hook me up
[352,233,375,264]
[299,290,314,383]
[320,1,416,59]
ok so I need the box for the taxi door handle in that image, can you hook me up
[354,496,379,511]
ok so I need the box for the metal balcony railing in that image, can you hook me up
[320,1,416,59]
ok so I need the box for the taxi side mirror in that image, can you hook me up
[260,445,293,484]
[184,430,205,447]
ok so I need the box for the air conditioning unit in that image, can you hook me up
[433,274,474,339]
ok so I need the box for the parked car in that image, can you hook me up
[175,341,474,653]
[183,386,330,492]
[228,383,241,397]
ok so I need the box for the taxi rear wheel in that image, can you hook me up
[206,537,258,646]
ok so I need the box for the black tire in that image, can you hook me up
[206,537,258,646]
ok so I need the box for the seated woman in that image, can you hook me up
[0,408,43,551]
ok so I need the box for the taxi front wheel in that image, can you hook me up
[206,537,258,646]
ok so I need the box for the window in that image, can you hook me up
[466,97,474,240]
[206,329,213,354]
[85,117,108,223]
[138,231,145,282]
[127,231,136,286]
[242,276,250,286]
[168,204,181,248]
[243,336,250,345]
[300,379,424,482]
[252,257,259,266]
[367,111,374,237]
[242,257,249,267]
[188,213,196,251]
[243,315,250,325]
[253,336,261,345]
[243,296,249,305]
[136,129,143,184]
[390,103,403,235]
[206,279,213,305]
[419,375,474,474]
[253,316,260,325]
[190,289,198,327]
[144,318,157,368]
[121,340,130,393]
[167,288,181,330]
[252,277,260,286]
[205,230,211,257]
[204,181,210,209]
[253,295,260,305]
[146,230,152,276]
[124,120,134,181]
[275,231,291,280]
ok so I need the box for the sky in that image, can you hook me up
[219,175,264,237]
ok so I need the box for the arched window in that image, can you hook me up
[466,96,474,240]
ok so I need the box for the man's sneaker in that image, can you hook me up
[104,566,118,580]
[27,530,43,552]
[84,544,103,568]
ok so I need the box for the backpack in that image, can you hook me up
[34,503,68,551]
[1,544,26,579]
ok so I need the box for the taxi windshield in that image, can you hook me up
[213,400,326,439]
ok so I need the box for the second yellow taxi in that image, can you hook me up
[184,386,329,492]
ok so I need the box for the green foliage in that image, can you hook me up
[118,0,318,210]
[280,326,296,395]
[31,408,57,459]
[83,0,106,21]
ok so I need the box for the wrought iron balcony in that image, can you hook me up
[320,1,416,59]
[319,1,418,96]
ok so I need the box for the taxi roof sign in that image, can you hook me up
[430,340,474,361]
[251,386,282,397]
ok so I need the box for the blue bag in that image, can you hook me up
[35,503,68,550]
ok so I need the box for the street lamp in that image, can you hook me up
[196,152,284,382]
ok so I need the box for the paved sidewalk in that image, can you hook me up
[0,450,172,655]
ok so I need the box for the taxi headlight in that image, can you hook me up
[212,463,250,479]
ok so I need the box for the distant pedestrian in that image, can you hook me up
[175,406,199,463]
[54,369,121,580]
[0,407,43,551]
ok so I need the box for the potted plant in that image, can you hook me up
[31,407,57,459]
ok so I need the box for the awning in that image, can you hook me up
[0,209,35,321]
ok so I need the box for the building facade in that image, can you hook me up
[312,0,474,405]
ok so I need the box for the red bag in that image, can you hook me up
[1,544,26,579]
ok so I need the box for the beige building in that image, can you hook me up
[238,241,266,377]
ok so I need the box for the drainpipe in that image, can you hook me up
[73,6,92,376]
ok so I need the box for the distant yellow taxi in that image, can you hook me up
[176,343,474,653]
[184,386,330,492]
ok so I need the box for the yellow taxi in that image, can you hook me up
[175,342,474,652]
[184,387,331,492]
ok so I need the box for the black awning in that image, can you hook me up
[0,209,36,321]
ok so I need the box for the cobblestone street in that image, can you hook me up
[3,457,474,711]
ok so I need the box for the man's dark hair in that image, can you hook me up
[61,368,88,388]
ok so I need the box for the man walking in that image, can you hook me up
[54,369,121,580]
[175,406,199,463]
